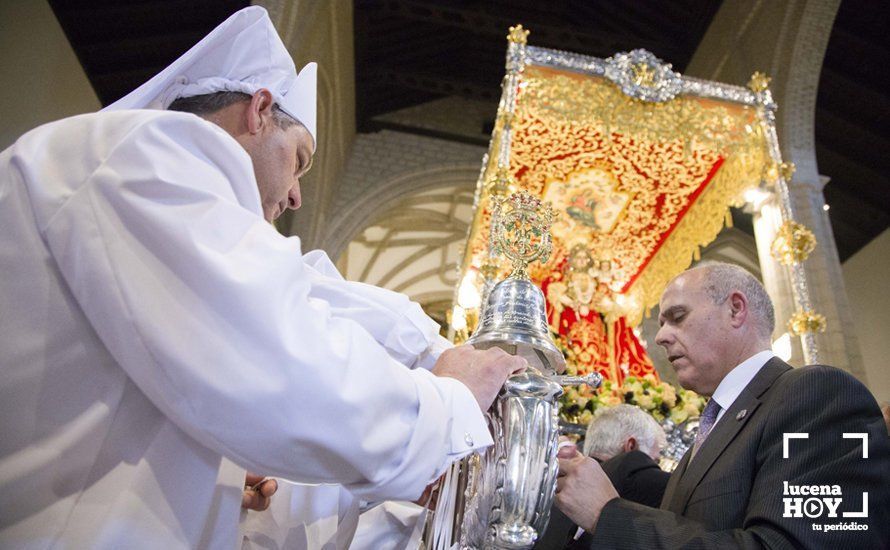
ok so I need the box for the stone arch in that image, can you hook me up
[328,170,480,330]
[777,0,839,186]
[323,164,481,261]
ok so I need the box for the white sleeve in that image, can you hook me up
[300,250,452,369]
[351,501,426,550]
[39,114,490,501]
[413,334,453,371]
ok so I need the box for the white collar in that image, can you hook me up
[711,350,775,422]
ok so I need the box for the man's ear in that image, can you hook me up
[623,437,638,453]
[246,89,275,135]
[728,290,748,328]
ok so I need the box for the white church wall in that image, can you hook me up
[321,128,485,328]
[322,129,486,260]
[843,228,890,404]
[0,0,100,150]
[335,184,476,330]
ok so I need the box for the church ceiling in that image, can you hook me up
[354,0,720,131]
[48,0,890,261]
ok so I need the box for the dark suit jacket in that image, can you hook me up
[600,449,669,508]
[534,451,670,549]
[586,359,890,549]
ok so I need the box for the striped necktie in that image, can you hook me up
[691,398,721,459]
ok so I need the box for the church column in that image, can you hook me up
[784,175,865,377]
[751,196,804,366]
[773,0,865,378]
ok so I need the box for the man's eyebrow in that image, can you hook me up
[659,305,686,322]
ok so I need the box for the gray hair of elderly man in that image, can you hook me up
[582,404,667,461]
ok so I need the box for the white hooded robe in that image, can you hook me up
[0,109,489,549]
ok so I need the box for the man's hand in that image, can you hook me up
[554,446,619,532]
[432,345,526,411]
[242,473,278,512]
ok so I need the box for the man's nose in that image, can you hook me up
[287,182,302,210]
[655,324,671,348]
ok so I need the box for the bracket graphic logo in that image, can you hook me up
[781,433,870,531]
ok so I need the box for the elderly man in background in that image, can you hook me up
[0,7,524,549]
[582,404,669,508]
[555,262,890,548]
[535,404,669,549]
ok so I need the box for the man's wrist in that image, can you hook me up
[586,495,621,532]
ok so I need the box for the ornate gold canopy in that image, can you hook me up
[453,27,824,382]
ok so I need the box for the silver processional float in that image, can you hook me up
[424,192,602,549]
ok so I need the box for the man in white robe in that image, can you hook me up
[0,7,520,548]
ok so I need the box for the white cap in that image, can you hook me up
[103,6,317,148]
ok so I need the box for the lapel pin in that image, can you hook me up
[736,409,748,421]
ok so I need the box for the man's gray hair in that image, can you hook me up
[583,404,667,460]
[168,91,299,129]
[688,261,775,338]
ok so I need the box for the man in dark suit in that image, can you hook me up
[536,405,670,549]
[555,262,890,548]
[539,451,671,549]
[582,404,670,509]
[597,449,668,509]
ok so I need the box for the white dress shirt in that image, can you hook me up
[710,350,776,425]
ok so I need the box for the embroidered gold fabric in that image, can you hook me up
[460,60,772,384]
[466,66,768,322]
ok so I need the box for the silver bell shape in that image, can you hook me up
[467,277,566,375]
